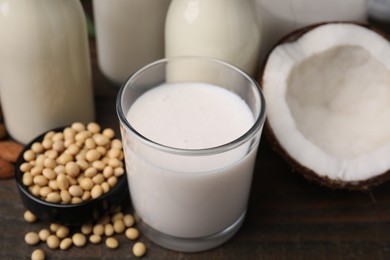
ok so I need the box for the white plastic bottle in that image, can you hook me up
[165,0,261,78]
[0,0,95,144]
[93,0,172,85]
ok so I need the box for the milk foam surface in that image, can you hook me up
[126,82,254,149]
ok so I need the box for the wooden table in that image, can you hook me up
[1,2,390,259]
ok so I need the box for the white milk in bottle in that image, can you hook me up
[93,0,171,85]
[0,0,95,144]
[165,0,261,77]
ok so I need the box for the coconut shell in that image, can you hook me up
[258,22,390,191]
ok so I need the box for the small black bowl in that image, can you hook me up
[14,127,129,226]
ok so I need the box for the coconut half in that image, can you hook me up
[261,22,390,190]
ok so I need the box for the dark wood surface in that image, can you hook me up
[1,1,390,259]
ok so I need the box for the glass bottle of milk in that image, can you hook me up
[93,0,172,85]
[0,0,95,144]
[165,0,262,78]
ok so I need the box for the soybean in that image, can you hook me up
[105,237,119,249]
[113,219,126,234]
[72,233,86,247]
[81,223,93,235]
[123,214,135,227]
[89,234,102,244]
[104,223,114,237]
[125,228,140,240]
[23,210,37,223]
[46,192,61,203]
[133,242,147,257]
[38,229,50,242]
[50,223,60,232]
[93,224,104,236]
[46,235,60,249]
[31,249,45,260]
[56,226,70,239]
[59,237,73,250]
[91,185,103,198]
[25,232,40,245]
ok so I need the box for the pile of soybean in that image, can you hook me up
[19,122,147,259]
[20,122,125,204]
[24,208,147,259]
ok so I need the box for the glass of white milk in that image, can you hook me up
[116,57,266,252]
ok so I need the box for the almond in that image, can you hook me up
[0,157,14,179]
[0,141,23,163]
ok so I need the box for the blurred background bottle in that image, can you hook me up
[0,0,95,144]
[165,0,261,78]
[255,0,368,66]
[93,0,171,85]
[367,0,390,23]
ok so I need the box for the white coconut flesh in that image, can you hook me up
[262,23,390,185]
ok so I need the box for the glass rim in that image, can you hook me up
[116,56,266,156]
